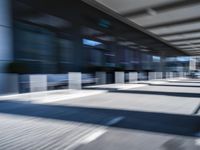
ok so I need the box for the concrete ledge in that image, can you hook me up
[0,89,106,103]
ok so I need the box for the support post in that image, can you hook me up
[68,72,82,90]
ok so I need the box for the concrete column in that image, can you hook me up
[95,72,106,85]
[0,0,12,63]
[0,0,17,94]
[68,72,82,90]
[156,72,163,79]
[128,72,138,83]
[179,72,183,78]
[169,72,173,78]
[189,57,196,71]
[160,72,163,79]
[183,72,187,78]
[148,72,156,80]
[30,75,47,92]
[115,72,125,84]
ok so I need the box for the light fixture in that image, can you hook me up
[147,8,157,16]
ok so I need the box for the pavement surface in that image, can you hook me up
[0,78,200,150]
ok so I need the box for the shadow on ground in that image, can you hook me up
[110,90,200,98]
[0,100,200,137]
[149,84,200,88]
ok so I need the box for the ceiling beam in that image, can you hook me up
[122,0,200,18]
[158,29,200,37]
[174,42,200,46]
[182,48,200,51]
[145,16,200,29]
[183,51,200,53]
[167,37,200,43]
[179,45,200,48]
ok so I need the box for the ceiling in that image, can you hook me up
[83,0,200,56]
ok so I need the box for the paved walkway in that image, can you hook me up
[0,78,199,150]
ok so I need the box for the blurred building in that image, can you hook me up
[6,0,188,74]
[0,0,197,94]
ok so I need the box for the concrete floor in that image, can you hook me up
[0,79,200,150]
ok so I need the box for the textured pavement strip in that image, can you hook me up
[32,128,96,150]
[62,128,107,150]
[0,115,109,150]
[0,120,79,146]
[0,116,78,146]
[0,114,123,150]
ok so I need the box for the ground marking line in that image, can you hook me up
[106,116,125,126]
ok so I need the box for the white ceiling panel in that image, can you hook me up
[131,4,200,27]
[172,39,200,45]
[150,22,200,35]
[163,32,200,41]
[95,0,177,13]
[178,45,200,48]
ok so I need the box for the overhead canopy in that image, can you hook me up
[83,0,200,56]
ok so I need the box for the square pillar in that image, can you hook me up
[148,72,156,80]
[30,75,47,92]
[169,72,173,78]
[0,0,16,94]
[115,72,125,83]
[129,72,138,83]
[68,72,82,90]
[156,72,163,79]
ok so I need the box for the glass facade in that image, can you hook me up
[12,0,184,75]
